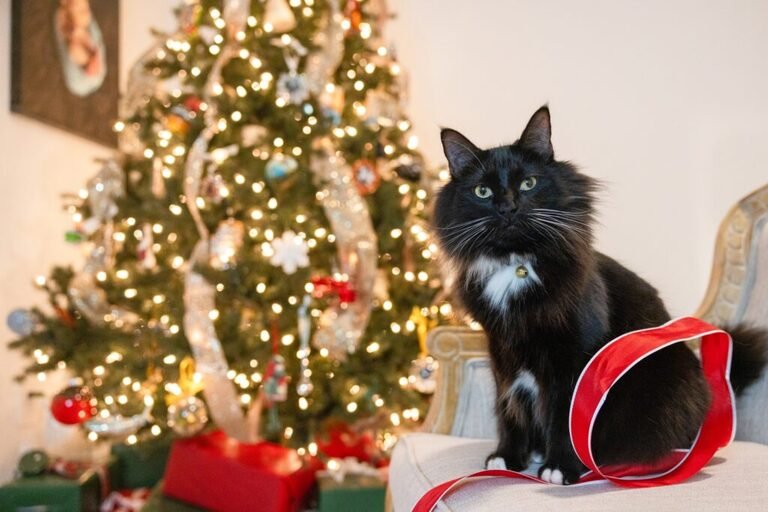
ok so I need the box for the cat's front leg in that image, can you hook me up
[538,387,586,485]
[485,386,533,471]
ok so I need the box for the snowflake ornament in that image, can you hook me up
[269,231,310,274]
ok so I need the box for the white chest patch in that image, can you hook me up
[467,254,542,310]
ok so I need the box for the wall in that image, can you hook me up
[389,0,768,315]
[1,0,767,482]
[0,0,177,483]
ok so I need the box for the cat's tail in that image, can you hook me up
[723,323,768,394]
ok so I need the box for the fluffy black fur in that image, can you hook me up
[433,106,768,485]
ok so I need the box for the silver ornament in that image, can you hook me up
[168,396,209,437]
[210,219,245,270]
[408,356,438,394]
[7,308,35,336]
[277,71,310,105]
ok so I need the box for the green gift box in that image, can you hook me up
[139,481,205,512]
[110,437,172,490]
[318,473,386,512]
[0,471,102,512]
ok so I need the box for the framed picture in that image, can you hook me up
[11,0,120,147]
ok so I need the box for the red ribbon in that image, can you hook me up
[412,317,735,511]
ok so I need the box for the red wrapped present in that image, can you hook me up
[163,430,322,512]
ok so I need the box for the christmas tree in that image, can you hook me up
[8,0,450,451]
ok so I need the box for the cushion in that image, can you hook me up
[390,433,768,511]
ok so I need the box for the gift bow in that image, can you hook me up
[412,317,735,511]
[325,457,386,484]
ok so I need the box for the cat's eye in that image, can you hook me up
[474,185,493,199]
[520,177,538,191]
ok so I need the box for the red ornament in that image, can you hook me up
[184,95,203,113]
[310,276,356,304]
[352,159,381,195]
[50,385,96,425]
[54,306,75,328]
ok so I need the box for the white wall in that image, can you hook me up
[389,0,768,315]
[0,0,178,482]
[2,0,767,482]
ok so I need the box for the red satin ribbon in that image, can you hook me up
[411,317,735,512]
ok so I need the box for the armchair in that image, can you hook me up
[389,184,768,511]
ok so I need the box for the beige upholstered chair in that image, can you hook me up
[389,184,768,511]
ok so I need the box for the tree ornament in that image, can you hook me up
[352,159,381,195]
[364,88,399,128]
[210,218,245,269]
[276,70,310,105]
[344,0,363,32]
[264,355,288,404]
[392,154,423,182]
[241,124,267,147]
[87,160,124,221]
[7,308,36,336]
[295,295,314,397]
[51,384,96,425]
[137,224,157,270]
[165,114,190,136]
[408,356,438,394]
[265,153,299,182]
[18,450,50,477]
[183,94,203,113]
[84,389,154,439]
[178,0,202,34]
[222,0,251,38]
[263,0,296,32]
[201,173,227,204]
[168,396,209,437]
[407,307,438,394]
[319,86,345,126]
[269,231,310,274]
[311,276,356,304]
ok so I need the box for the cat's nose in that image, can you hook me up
[498,200,517,215]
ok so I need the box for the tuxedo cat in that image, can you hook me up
[434,106,768,485]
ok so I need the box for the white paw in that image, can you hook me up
[486,457,508,470]
[531,451,544,464]
[540,467,564,485]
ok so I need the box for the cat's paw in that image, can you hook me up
[538,463,582,485]
[485,456,508,470]
[484,451,528,472]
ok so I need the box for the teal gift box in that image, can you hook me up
[318,473,386,512]
[110,436,172,489]
[0,470,103,512]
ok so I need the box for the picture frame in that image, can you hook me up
[11,0,120,147]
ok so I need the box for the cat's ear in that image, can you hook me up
[441,128,481,179]
[519,106,553,160]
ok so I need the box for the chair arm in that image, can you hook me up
[420,326,489,435]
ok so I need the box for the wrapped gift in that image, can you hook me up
[317,467,387,512]
[163,430,322,512]
[110,436,172,489]
[0,471,102,512]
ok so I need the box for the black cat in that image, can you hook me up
[433,106,768,485]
